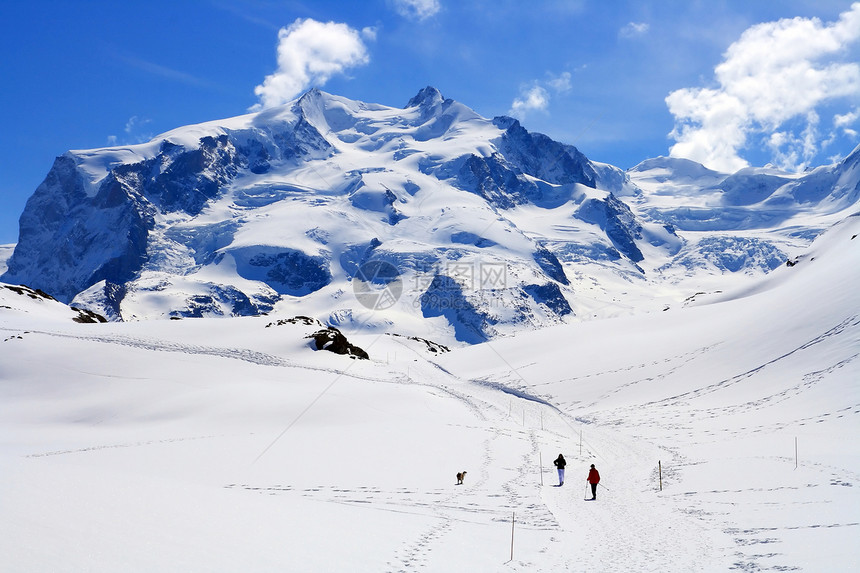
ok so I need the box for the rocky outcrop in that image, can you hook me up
[309,327,369,359]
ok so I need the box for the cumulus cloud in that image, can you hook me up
[391,0,441,21]
[510,85,550,118]
[509,72,573,119]
[666,3,860,172]
[252,18,371,110]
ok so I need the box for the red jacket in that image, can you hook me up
[587,468,600,484]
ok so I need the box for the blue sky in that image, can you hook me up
[1,0,858,244]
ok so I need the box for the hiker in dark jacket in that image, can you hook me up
[553,454,566,486]
[587,464,600,500]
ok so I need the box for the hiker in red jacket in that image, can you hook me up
[587,464,600,500]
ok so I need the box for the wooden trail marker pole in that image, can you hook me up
[539,452,543,486]
[510,512,515,561]
[658,460,662,492]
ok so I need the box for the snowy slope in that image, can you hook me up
[1,212,857,571]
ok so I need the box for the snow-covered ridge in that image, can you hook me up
[2,88,858,344]
[0,283,106,323]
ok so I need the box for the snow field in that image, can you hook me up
[0,318,721,571]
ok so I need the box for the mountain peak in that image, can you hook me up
[297,87,325,101]
[492,116,520,131]
[406,86,445,109]
[840,142,860,168]
[294,87,328,114]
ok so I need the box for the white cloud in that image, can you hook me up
[766,111,821,171]
[124,115,151,135]
[547,71,572,94]
[106,116,153,147]
[509,71,572,119]
[391,0,441,21]
[252,18,371,110]
[509,85,550,119]
[666,3,860,172]
[620,22,649,38]
[834,108,859,137]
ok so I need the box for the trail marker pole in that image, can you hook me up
[659,460,662,492]
[510,512,515,561]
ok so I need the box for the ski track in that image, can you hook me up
[0,327,398,384]
[24,434,222,458]
[380,380,536,572]
[646,314,860,407]
[573,344,722,408]
[531,419,715,572]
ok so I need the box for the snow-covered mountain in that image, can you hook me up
[627,152,859,276]
[2,87,858,344]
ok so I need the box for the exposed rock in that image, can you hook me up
[309,327,369,359]
[387,332,450,354]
